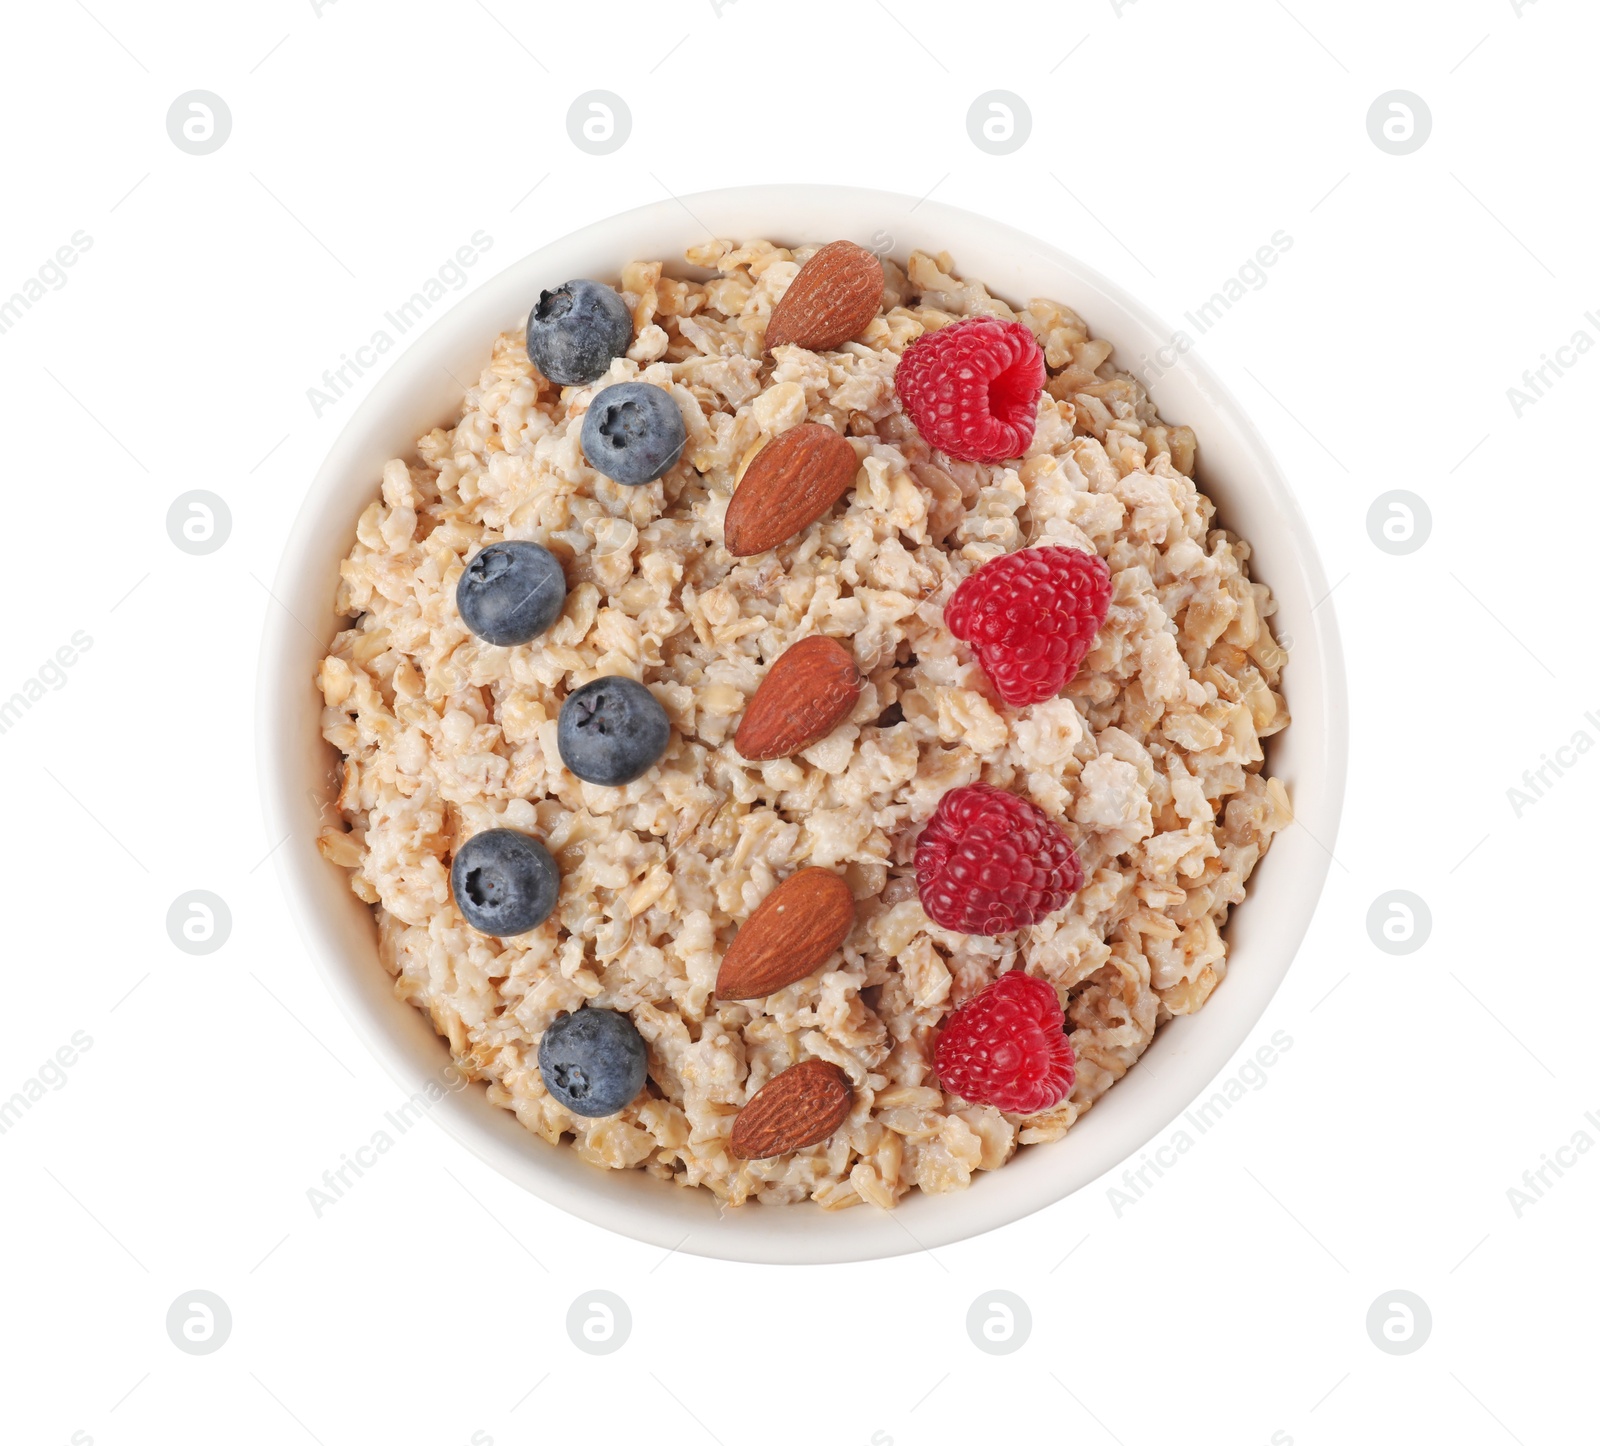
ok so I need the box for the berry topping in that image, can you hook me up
[915,782,1082,936]
[893,316,1047,462]
[557,675,672,786]
[538,1007,649,1117]
[945,545,1112,706]
[455,540,567,647]
[934,971,1076,1115]
[525,278,633,386]
[580,381,687,487]
[451,828,560,936]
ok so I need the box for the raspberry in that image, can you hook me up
[894,316,1046,462]
[945,546,1112,706]
[915,783,1083,936]
[935,971,1076,1115]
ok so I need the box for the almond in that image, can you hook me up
[715,867,855,1000]
[729,1058,853,1160]
[735,636,861,762]
[723,423,859,557]
[765,240,886,353]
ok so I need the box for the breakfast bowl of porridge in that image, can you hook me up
[257,185,1347,1263]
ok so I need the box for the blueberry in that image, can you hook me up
[538,1007,648,1117]
[455,541,567,646]
[557,676,671,786]
[525,279,633,387]
[579,382,687,487]
[450,829,559,936]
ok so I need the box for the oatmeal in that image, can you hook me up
[315,239,1292,1208]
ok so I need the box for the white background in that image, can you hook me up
[1,0,1593,1442]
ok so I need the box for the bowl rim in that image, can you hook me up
[256,183,1348,1264]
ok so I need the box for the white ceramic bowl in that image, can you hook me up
[257,185,1347,1265]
